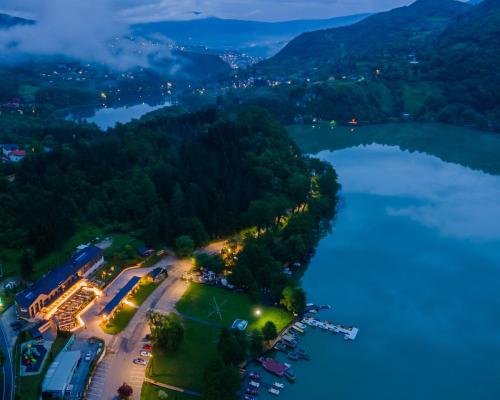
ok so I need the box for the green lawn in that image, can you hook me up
[141,382,194,400]
[16,335,70,400]
[147,319,219,392]
[130,279,161,307]
[101,304,137,334]
[176,284,292,332]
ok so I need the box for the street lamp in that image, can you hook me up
[254,308,262,317]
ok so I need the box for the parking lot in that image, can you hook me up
[66,337,104,399]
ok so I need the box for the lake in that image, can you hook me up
[67,101,171,130]
[257,123,500,399]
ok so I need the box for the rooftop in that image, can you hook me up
[16,245,103,309]
[42,350,81,393]
[99,275,141,316]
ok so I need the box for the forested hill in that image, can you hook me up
[0,107,338,273]
[132,14,370,57]
[263,0,470,67]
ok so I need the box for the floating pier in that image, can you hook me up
[302,317,359,341]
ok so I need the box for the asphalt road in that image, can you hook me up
[85,258,191,400]
[0,316,14,400]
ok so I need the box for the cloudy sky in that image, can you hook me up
[1,0,422,22]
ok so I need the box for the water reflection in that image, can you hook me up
[86,102,171,130]
[319,144,500,241]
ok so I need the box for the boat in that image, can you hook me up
[294,322,307,330]
[291,325,304,334]
[297,348,310,360]
[273,382,285,389]
[249,372,261,380]
[282,335,298,348]
[260,358,288,377]
[244,396,256,400]
[249,381,260,388]
[246,388,258,395]
[274,341,288,352]
[287,351,299,361]
[284,369,296,382]
[268,388,281,396]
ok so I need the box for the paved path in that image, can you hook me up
[144,377,201,397]
[83,258,192,400]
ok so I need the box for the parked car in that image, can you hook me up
[133,358,147,366]
[140,350,152,357]
[84,351,92,362]
[142,344,152,351]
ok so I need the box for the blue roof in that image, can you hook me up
[16,245,103,309]
[99,276,141,316]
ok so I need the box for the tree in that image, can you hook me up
[247,200,274,235]
[194,253,224,274]
[218,328,248,366]
[203,359,241,400]
[249,329,264,354]
[20,248,35,279]
[175,235,194,258]
[147,311,185,353]
[284,234,307,263]
[117,382,133,399]
[281,286,306,315]
[262,321,278,342]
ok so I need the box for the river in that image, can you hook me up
[256,123,500,399]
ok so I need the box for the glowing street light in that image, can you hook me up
[254,308,262,317]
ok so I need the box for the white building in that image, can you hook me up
[42,350,81,398]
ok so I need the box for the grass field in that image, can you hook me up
[176,283,292,332]
[101,304,137,335]
[147,319,219,392]
[130,279,161,306]
[141,382,194,400]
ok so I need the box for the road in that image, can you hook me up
[0,322,13,400]
[85,258,191,400]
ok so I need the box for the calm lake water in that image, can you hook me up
[87,102,170,130]
[257,124,500,399]
[66,101,171,130]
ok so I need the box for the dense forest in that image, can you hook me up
[0,107,338,280]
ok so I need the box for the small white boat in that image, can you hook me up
[268,388,281,396]
[273,382,285,389]
[291,325,304,334]
[294,322,307,330]
[249,381,260,388]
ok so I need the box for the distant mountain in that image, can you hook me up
[468,0,484,4]
[0,13,33,29]
[132,14,370,57]
[264,0,471,67]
